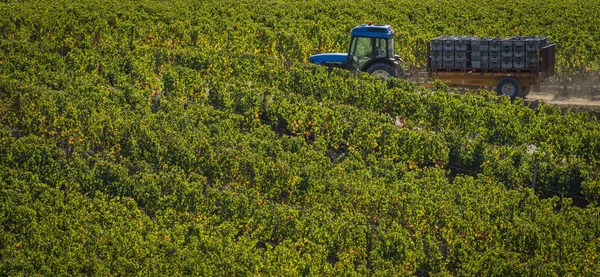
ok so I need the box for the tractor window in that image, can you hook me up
[349,36,373,70]
[375,38,388,58]
[354,37,372,58]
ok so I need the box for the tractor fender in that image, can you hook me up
[361,58,398,72]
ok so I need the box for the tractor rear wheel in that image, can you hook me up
[367,63,399,81]
[396,65,406,79]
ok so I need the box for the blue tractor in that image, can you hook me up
[309,22,405,80]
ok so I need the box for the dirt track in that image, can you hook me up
[525,91,600,118]
[526,91,600,107]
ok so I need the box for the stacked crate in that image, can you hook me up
[430,36,452,68]
[512,39,526,69]
[430,37,444,68]
[430,36,475,69]
[521,36,549,69]
[471,39,502,69]
[471,38,490,69]
[466,36,548,70]
[489,39,501,68]
[454,37,471,68]
[501,40,514,69]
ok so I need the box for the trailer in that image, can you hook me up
[425,38,556,99]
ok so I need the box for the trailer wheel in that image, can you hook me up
[521,86,531,97]
[367,63,399,81]
[496,78,521,100]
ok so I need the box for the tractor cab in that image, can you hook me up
[309,22,404,80]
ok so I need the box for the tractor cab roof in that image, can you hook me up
[351,24,394,39]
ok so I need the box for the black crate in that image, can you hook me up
[455,44,468,51]
[525,37,549,51]
[472,52,490,62]
[443,52,454,61]
[455,61,467,68]
[430,55,442,62]
[502,61,513,68]
[431,50,443,57]
[430,51,443,61]
[443,61,454,67]
[514,45,525,51]
[431,60,443,67]
[512,40,525,47]
[501,50,513,57]
[454,51,467,62]
[489,40,501,51]
[471,39,490,51]
[525,42,540,51]
[527,62,538,69]
[490,61,501,68]
[454,38,468,52]
[514,61,525,69]
[443,39,455,51]
[489,52,500,62]
[471,61,488,69]
[512,40,525,51]
[513,50,525,57]
[501,40,513,51]
[513,56,525,63]
[454,37,474,51]
[431,36,458,51]
[525,50,538,59]
[431,37,444,51]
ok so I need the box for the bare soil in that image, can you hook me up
[526,91,600,107]
[525,91,600,119]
